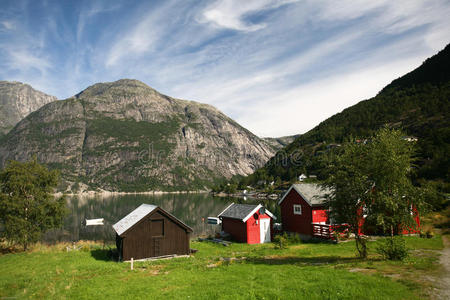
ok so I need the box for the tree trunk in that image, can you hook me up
[355,232,367,259]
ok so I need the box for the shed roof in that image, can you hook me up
[112,204,193,236]
[218,203,276,222]
[278,183,331,207]
[113,204,157,236]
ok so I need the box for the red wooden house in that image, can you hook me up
[218,203,276,244]
[279,184,420,239]
[278,184,331,239]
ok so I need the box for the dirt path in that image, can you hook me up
[437,235,450,300]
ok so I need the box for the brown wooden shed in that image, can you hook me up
[113,204,193,261]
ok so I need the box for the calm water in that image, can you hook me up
[43,193,280,243]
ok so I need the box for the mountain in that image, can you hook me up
[262,135,299,151]
[0,79,275,192]
[245,44,450,186]
[0,81,57,137]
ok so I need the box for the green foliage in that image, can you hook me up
[223,183,237,194]
[240,45,450,202]
[324,128,424,257]
[273,234,287,249]
[0,158,66,250]
[377,237,409,261]
[363,128,425,234]
[273,232,302,249]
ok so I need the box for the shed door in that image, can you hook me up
[151,219,164,257]
[260,218,271,243]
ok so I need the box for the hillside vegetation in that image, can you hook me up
[243,44,450,196]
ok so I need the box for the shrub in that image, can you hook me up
[285,232,302,244]
[376,237,409,261]
[273,235,287,249]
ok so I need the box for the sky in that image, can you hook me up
[0,0,449,137]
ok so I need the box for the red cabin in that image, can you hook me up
[279,184,420,239]
[218,203,276,244]
[278,184,331,239]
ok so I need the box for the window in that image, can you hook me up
[293,204,302,215]
[151,219,164,237]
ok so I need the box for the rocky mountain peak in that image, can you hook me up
[0,80,275,192]
[0,81,57,136]
[74,79,159,100]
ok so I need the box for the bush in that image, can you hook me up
[273,232,303,249]
[273,235,287,249]
[376,237,409,260]
[285,232,302,244]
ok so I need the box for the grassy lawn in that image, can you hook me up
[0,236,444,299]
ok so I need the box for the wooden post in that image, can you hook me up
[131,258,134,270]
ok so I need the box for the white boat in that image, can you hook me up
[85,218,104,226]
[207,217,221,225]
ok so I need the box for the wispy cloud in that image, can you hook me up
[0,20,15,31]
[0,0,449,137]
[199,0,299,32]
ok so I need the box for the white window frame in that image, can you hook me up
[293,204,302,215]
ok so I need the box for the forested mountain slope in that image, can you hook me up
[246,44,450,186]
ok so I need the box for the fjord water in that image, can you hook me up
[43,193,237,243]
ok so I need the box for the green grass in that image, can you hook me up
[0,236,444,299]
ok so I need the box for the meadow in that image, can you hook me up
[0,236,444,299]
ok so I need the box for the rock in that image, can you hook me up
[0,79,275,192]
[0,81,57,136]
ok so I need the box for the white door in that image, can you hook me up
[260,218,271,243]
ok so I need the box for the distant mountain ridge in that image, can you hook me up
[0,81,56,136]
[262,135,299,151]
[0,79,275,192]
[248,44,450,185]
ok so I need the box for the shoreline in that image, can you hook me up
[54,190,210,198]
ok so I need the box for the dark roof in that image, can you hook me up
[278,183,331,207]
[218,203,276,221]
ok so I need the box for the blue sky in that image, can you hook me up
[0,0,449,137]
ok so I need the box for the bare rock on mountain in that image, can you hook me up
[0,81,57,136]
[0,79,275,192]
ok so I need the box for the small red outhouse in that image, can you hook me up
[218,203,276,244]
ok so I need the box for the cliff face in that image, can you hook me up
[0,81,57,136]
[0,79,275,192]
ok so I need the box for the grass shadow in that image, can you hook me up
[246,255,375,266]
[90,248,118,262]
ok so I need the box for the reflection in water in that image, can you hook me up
[43,193,281,243]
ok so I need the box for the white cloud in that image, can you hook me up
[200,0,298,31]
[0,20,15,30]
[104,1,180,67]
[6,50,51,74]
[76,2,123,42]
[1,0,449,138]
[238,56,428,137]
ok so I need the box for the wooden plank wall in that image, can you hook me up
[122,209,190,260]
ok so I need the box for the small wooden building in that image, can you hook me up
[218,203,276,244]
[113,204,192,261]
[278,184,330,238]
